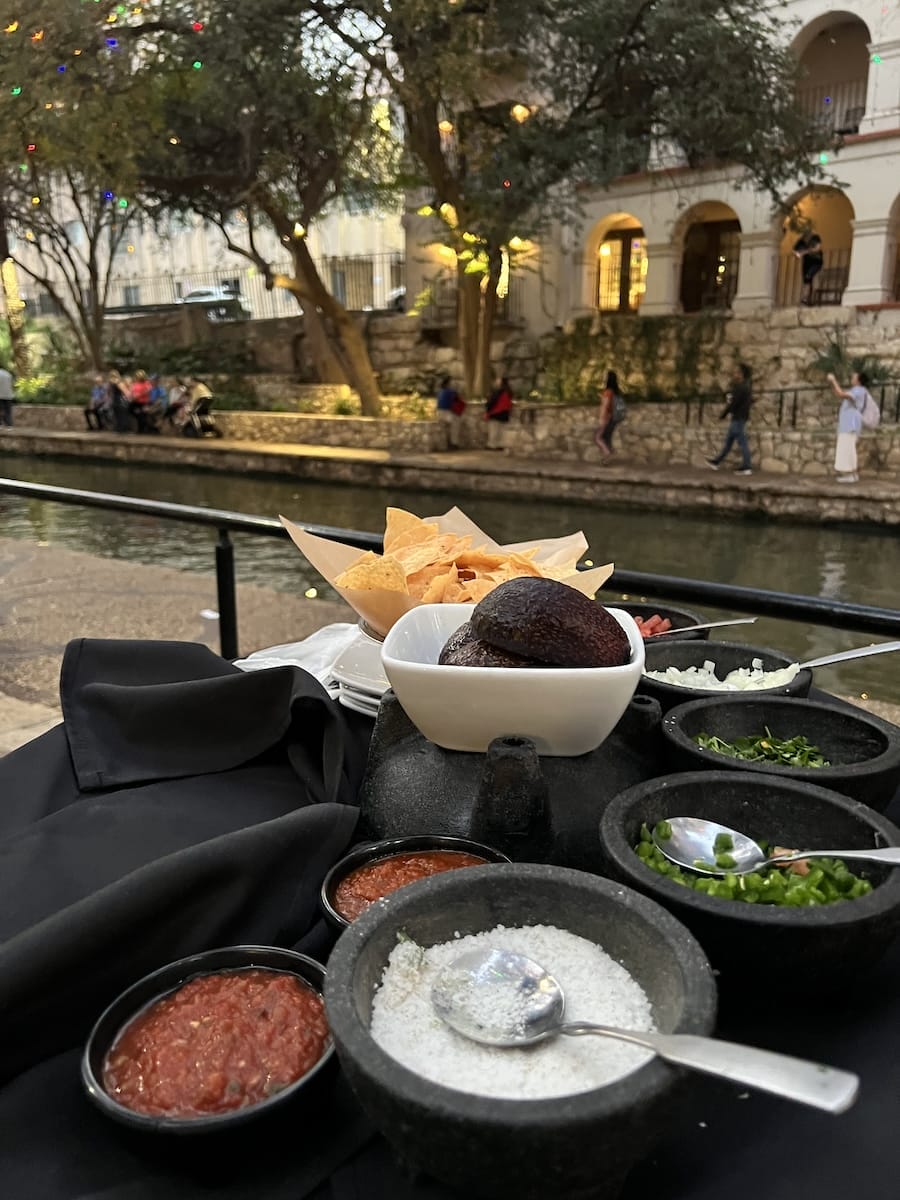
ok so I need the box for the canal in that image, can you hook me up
[1,455,898,703]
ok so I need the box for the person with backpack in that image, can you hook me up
[706,363,753,475]
[826,369,878,483]
[594,370,625,461]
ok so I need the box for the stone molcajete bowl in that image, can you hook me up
[638,639,812,714]
[600,771,900,988]
[324,862,716,1200]
[617,601,709,641]
[662,696,900,813]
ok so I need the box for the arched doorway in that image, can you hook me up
[775,188,854,306]
[793,14,871,136]
[677,202,741,313]
[889,195,900,302]
[595,214,647,314]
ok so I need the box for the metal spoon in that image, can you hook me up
[653,817,900,877]
[650,617,758,637]
[431,948,858,1114]
[797,640,900,670]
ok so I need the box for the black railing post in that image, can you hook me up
[791,389,798,429]
[215,529,239,661]
[777,390,784,427]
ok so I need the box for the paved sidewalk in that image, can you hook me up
[2,428,898,524]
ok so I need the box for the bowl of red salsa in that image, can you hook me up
[321,835,511,930]
[82,945,334,1133]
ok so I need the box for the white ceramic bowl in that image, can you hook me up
[380,603,644,756]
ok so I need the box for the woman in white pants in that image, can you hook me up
[826,370,868,483]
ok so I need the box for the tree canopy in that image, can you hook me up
[0,0,827,398]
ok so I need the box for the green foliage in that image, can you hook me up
[12,373,73,405]
[537,314,729,405]
[808,324,893,385]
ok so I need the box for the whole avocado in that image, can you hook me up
[439,621,545,668]
[470,577,630,668]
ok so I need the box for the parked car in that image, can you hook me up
[177,287,251,320]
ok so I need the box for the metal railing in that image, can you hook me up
[774,248,852,308]
[29,253,406,324]
[2,478,899,661]
[796,79,867,137]
[683,381,900,429]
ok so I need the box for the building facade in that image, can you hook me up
[406,1,900,337]
[556,1,900,330]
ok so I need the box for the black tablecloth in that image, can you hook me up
[1,640,898,1199]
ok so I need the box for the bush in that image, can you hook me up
[14,373,77,405]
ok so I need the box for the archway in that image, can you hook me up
[591,213,647,314]
[775,187,854,306]
[889,195,900,302]
[793,13,871,136]
[676,201,741,313]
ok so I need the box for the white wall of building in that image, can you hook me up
[440,1,900,333]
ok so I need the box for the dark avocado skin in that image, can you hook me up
[469,577,630,668]
[439,621,543,667]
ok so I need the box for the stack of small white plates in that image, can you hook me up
[330,626,390,718]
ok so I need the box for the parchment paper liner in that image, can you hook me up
[280,506,614,638]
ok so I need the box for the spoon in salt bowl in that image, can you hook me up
[432,948,859,1113]
[653,817,900,877]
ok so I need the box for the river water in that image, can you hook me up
[1,455,897,703]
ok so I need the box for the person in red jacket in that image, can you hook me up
[485,375,513,450]
[129,370,154,433]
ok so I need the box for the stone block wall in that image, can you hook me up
[503,400,900,476]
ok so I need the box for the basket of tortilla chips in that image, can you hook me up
[281,506,613,638]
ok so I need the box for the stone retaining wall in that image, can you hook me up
[15,400,899,475]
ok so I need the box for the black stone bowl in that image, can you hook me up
[639,639,812,713]
[617,601,708,641]
[82,946,334,1135]
[600,772,900,987]
[662,696,900,813]
[320,833,511,931]
[325,862,716,1200]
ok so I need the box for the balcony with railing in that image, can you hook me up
[796,78,867,138]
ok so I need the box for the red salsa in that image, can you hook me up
[102,969,329,1118]
[333,849,488,921]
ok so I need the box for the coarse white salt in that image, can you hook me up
[370,924,656,1100]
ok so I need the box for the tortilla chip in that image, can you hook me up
[334,551,409,594]
[421,565,458,604]
[384,508,439,554]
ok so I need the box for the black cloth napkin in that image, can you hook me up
[0,639,375,1194]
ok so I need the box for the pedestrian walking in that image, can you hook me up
[0,361,15,428]
[794,233,823,306]
[436,375,465,450]
[706,364,754,475]
[594,370,625,461]
[826,369,870,483]
[485,375,513,450]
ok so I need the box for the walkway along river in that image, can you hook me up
[1,455,898,704]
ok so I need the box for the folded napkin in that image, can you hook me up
[0,638,375,1197]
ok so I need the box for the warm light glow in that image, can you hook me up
[292,222,306,238]
[438,119,454,134]
[599,243,612,257]
[510,103,533,124]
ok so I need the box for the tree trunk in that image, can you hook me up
[457,268,481,400]
[1,259,31,378]
[292,241,382,417]
[0,217,30,377]
[475,255,502,400]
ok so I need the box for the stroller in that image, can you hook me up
[182,383,223,438]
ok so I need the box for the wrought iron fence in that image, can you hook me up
[796,79,867,137]
[682,381,900,429]
[2,478,898,660]
[775,248,851,308]
[28,253,406,323]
